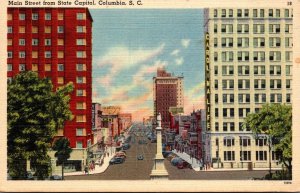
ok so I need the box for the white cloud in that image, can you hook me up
[175,57,184,66]
[170,49,180,56]
[181,39,191,48]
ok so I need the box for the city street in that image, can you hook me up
[65,124,269,180]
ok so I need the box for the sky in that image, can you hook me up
[90,9,205,122]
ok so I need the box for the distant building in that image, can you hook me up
[153,67,184,128]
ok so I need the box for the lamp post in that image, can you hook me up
[240,136,243,169]
[268,135,272,178]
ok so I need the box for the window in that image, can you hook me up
[270,79,281,89]
[45,51,51,58]
[32,39,39,46]
[221,24,233,33]
[237,9,242,17]
[256,138,267,146]
[269,37,281,47]
[230,108,234,116]
[32,13,38,20]
[76,102,86,109]
[238,66,249,76]
[32,64,38,71]
[269,51,281,61]
[244,9,249,17]
[286,94,291,103]
[57,26,64,33]
[237,52,249,62]
[58,12,64,20]
[77,13,86,20]
[214,38,218,47]
[240,137,251,146]
[229,9,233,17]
[214,80,218,90]
[76,128,85,136]
[214,24,218,33]
[253,51,265,61]
[239,108,250,118]
[76,77,86,84]
[45,39,51,46]
[7,64,12,71]
[77,89,85,96]
[269,24,280,33]
[76,115,86,122]
[269,9,273,17]
[76,26,86,33]
[224,151,235,161]
[269,65,281,75]
[237,38,249,47]
[8,39,12,45]
[76,141,83,148]
[76,39,86,45]
[8,26,12,33]
[276,9,280,17]
[19,39,25,46]
[214,66,218,75]
[58,64,64,71]
[19,26,25,33]
[215,94,218,103]
[58,51,64,58]
[240,151,251,161]
[45,26,51,33]
[237,24,249,33]
[45,13,51,20]
[221,38,233,47]
[8,51,13,58]
[19,64,25,71]
[222,79,234,90]
[253,9,258,17]
[215,122,219,131]
[30,51,38,59]
[221,9,226,17]
[238,79,250,89]
[7,13,12,20]
[214,52,218,61]
[214,9,217,17]
[286,65,292,75]
[221,51,233,62]
[77,51,86,58]
[58,39,64,46]
[256,151,267,161]
[286,51,292,62]
[19,51,25,58]
[19,13,25,20]
[215,108,219,117]
[57,77,64,84]
[76,64,86,71]
[285,37,293,48]
[253,24,265,34]
[224,138,235,146]
[284,9,289,17]
[32,26,38,33]
[260,9,264,17]
[45,64,51,71]
[223,123,227,133]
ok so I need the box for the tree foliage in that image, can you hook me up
[52,137,72,180]
[243,103,292,175]
[7,72,73,179]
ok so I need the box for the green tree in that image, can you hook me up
[52,137,72,180]
[7,72,73,180]
[243,103,292,177]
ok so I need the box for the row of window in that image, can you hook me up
[7,25,86,33]
[215,79,292,90]
[213,51,293,62]
[219,150,279,161]
[8,12,86,21]
[213,9,292,18]
[214,37,293,48]
[8,63,86,72]
[214,65,292,76]
[213,24,292,34]
[8,38,86,46]
[7,51,87,58]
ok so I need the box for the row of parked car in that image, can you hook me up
[166,153,192,169]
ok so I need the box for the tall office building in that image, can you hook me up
[153,67,184,128]
[7,8,93,149]
[204,8,292,168]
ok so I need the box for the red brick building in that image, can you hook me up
[153,67,184,128]
[7,8,93,148]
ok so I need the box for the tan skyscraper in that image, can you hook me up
[204,8,292,169]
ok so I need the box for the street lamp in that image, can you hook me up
[240,136,243,169]
[268,135,273,178]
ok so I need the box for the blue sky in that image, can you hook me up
[90,9,205,121]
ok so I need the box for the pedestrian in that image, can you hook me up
[84,165,88,174]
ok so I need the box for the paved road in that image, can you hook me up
[65,124,269,180]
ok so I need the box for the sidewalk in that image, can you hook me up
[171,149,281,172]
[64,147,116,176]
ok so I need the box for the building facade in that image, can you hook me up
[204,8,292,169]
[7,8,93,149]
[153,67,184,128]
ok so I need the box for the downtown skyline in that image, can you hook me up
[90,9,205,121]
